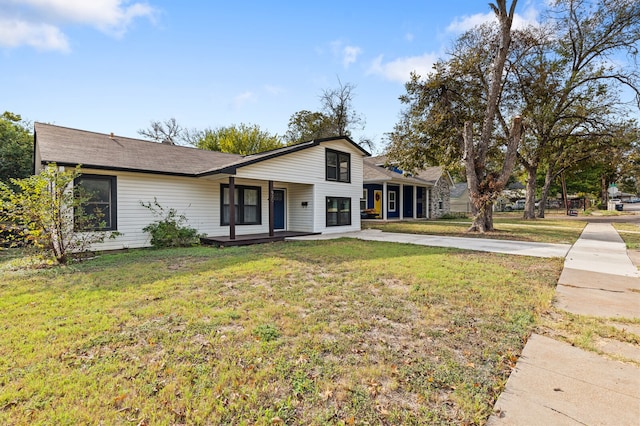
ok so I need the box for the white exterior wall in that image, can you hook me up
[312,140,363,234]
[78,139,365,250]
[236,140,363,234]
[80,169,222,251]
[282,183,314,232]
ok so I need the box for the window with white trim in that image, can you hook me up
[360,189,367,210]
[388,191,396,212]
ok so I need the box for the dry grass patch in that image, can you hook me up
[539,309,640,366]
[0,240,562,425]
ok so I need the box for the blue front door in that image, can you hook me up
[274,189,285,230]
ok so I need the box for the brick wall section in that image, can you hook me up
[430,177,451,218]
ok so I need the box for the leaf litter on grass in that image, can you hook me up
[0,240,562,425]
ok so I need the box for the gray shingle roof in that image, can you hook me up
[363,156,444,186]
[35,122,242,175]
[35,123,369,176]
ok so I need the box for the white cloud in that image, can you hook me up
[446,6,540,33]
[330,40,362,68]
[0,0,157,51]
[446,12,494,33]
[0,17,69,51]
[367,53,439,83]
[342,45,362,67]
[232,91,256,109]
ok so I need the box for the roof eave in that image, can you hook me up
[41,160,200,178]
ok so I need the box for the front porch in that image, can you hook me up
[200,231,319,247]
[362,183,431,221]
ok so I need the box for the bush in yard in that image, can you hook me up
[141,198,203,248]
[0,164,118,264]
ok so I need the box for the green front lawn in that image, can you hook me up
[365,217,586,244]
[0,241,562,425]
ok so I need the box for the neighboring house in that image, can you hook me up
[450,182,471,214]
[34,123,369,250]
[361,156,454,220]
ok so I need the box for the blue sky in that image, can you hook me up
[2,0,542,152]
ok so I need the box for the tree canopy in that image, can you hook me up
[387,0,521,232]
[193,123,283,155]
[0,111,33,183]
[387,0,640,228]
[512,0,640,217]
[285,79,367,147]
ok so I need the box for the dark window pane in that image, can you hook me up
[244,205,258,222]
[220,184,261,226]
[327,152,337,167]
[326,197,351,226]
[339,154,349,182]
[244,189,258,206]
[80,179,110,202]
[75,175,116,231]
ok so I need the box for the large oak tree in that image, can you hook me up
[388,1,522,232]
[513,0,640,218]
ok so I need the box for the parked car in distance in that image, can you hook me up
[503,199,525,211]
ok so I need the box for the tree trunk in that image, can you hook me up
[537,167,555,218]
[523,163,537,219]
[463,0,519,233]
[466,117,523,232]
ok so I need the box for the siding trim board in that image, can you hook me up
[42,161,200,178]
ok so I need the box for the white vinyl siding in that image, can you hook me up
[286,183,314,232]
[75,170,219,250]
[236,140,363,234]
[75,139,365,250]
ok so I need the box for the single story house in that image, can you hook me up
[34,123,369,250]
[361,156,454,220]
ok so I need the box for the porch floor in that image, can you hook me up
[200,231,319,247]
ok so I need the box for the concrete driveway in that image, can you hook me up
[290,228,571,258]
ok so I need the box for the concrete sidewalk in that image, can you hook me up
[289,228,571,258]
[488,223,640,425]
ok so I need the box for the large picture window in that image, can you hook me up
[221,184,261,225]
[326,149,350,183]
[75,175,117,231]
[326,197,351,227]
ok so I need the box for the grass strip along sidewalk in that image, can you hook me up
[1,239,562,425]
[365,217,585,244]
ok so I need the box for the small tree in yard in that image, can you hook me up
[0,164,117,264]
[141,198,202,248]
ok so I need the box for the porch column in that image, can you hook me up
[413,186,417,219]
[426,188,430,219]
[268,180,274,237]
[399,183,404,220]
[229,176,236,240]
[382,182,387,220]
